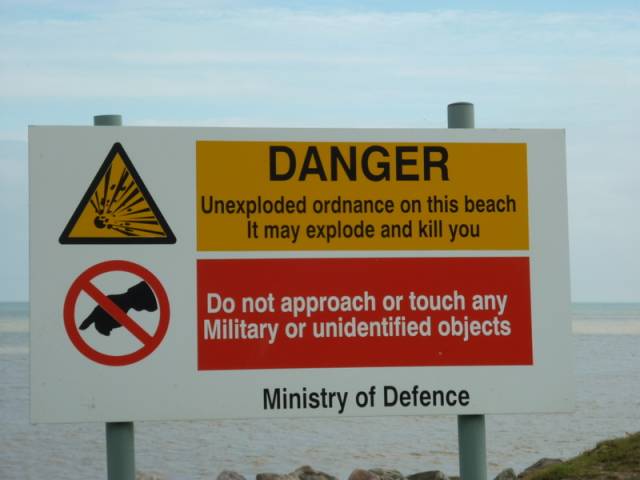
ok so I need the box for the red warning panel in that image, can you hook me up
[197,257,532,370]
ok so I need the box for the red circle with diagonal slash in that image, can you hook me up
[64,260,170,366]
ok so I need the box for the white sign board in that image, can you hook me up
[29,127,573,423]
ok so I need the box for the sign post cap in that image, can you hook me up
[448,102,475,129]
[93,115,123,126]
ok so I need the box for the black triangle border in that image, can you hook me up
[59,142,177,244]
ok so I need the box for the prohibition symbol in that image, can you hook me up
[64,260,170,366]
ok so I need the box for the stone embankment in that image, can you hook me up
[135,431,640,480]
[135,460,560,480]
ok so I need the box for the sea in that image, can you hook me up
[1,302,639,480]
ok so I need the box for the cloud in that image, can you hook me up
[2,7,638,100]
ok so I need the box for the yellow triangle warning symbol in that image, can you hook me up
[59,143,176,244]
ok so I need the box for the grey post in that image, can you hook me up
[447,102,475,129]
[448,102,487,480]
[94,114,123,127]
[93,114,136,480]
[106,421,135,480]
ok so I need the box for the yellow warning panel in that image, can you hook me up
[59,143,176,244]
[196,141,529,251]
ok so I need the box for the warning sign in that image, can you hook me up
[60,143,176,244]
[63,260,170,366]
[29,127,573,423]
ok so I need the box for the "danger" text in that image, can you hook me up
[269,145,449,182]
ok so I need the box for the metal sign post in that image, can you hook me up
[93,113,136,480]
[448,102,487,480]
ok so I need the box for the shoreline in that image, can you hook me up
[135,432,640,480]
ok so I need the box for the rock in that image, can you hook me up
[369,469,404,480]
[348,469,381,480]
[136,472,166,480]
[293,465,338,480]
[258,467,337,480]
[407,472,448,480]
[494,468,516,480]
[218,471,247,480]
[517,458,562,478]
[257,474,299,480]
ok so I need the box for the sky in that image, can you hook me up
[1,0,639,302]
